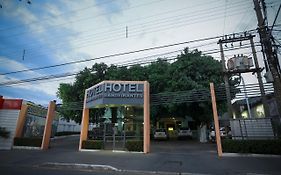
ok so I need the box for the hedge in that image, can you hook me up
[125,140,143,152]
[55,131,80,136]
[222,139,281,155]
[82,140,104,149]
[14,137,42,147]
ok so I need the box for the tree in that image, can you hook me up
[165,49,223,124]
[57,48,224,125]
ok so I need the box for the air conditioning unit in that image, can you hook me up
[227,55,254,71]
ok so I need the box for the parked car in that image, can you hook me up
[177,127,192,139]
[154,128,168,140]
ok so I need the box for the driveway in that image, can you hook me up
[151,139,216,154]
[1,135,280,175]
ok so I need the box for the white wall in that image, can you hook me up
[0,110,20,150]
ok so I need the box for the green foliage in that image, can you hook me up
[125,140,143,152]
[57,48,224,125]
[222,139,281,155]
[82,140,104,149]
[14,137,42,147]
[0,127,10,139]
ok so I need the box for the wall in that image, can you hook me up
[0,110,20,150]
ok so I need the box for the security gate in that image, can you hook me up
[103,123,125,151]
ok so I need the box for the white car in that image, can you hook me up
[154,129,168,140]
[178,127,192,139]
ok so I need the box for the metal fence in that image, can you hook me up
[229,117,280,140]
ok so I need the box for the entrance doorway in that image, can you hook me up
[89,106,144,151]
[79,81,150,153]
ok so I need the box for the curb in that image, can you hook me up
[222,153,281,158]
[39,162,209,175]
[51,134,80,140]
[40,162,119,171]
[79,149,143,154]
[80,149,101,152]
[12,146,41,150]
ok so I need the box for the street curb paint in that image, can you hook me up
[39,162,210,175]
[222,153,281,158]
[12,146,41,150]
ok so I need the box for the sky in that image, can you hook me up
[0,0,280,106]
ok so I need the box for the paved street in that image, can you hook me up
[1,135,281,175]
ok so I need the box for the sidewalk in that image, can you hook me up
[0,135,280,175]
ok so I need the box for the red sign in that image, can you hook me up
[0,99,23,110]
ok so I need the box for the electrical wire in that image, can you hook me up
[0,1,251,59]
[0,40,263,86]
[56,82,274,110]
[0,35,226,76]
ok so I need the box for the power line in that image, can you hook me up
[0,42,262,86]
[0,35,226,76]
[0,37,262,87]
[0,1,250,59]
[56,82,274,110]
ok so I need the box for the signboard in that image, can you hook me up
[86,81,144,108]
[0,99,22,110]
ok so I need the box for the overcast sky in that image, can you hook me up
[0,0,280,106]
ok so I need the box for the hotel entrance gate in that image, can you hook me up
[79,81,150,153]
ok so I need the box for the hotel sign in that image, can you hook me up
[86,81,144,108]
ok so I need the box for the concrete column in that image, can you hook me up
[41,101,56,150]
[143,81,150,153]
[79,90,90,150]
[79,108,89,150]
[210,83,222,157]
[14,104,28,138]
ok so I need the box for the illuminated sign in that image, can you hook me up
[86,81,144,108]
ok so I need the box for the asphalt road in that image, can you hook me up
[1,135,281,175]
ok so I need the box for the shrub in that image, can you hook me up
[222,139,281,155]
[14,137,42,147]
[82,140,103,149]
[55,131,80,136]
[0,127,10,138]
[125,140,143,152]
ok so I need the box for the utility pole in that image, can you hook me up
[218,41,233,118]
[218,34,268,119]
[249,36,270,118]
[253,0,281,136]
